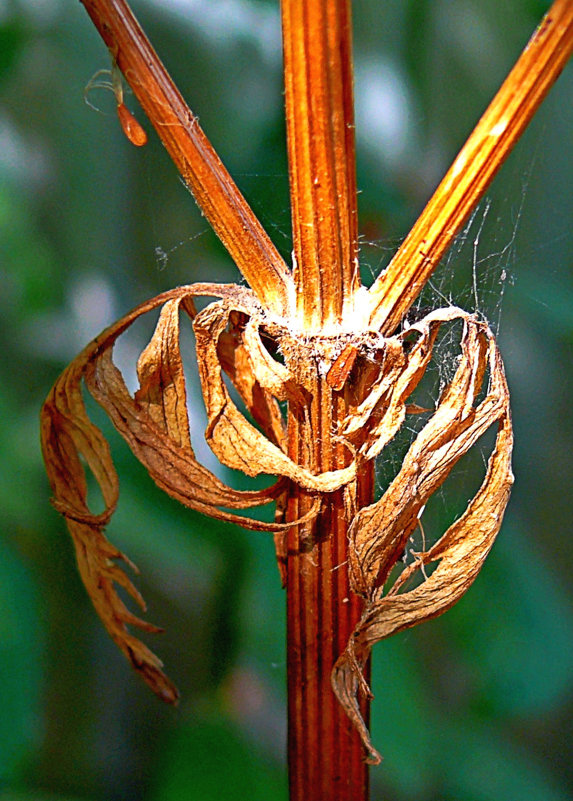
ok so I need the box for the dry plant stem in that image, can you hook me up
[282,0,359,326]
[80,0,291,317]
[286,385,371,801]
[282,0,370,797]
[368,0,573,334]
[61,0,558,789]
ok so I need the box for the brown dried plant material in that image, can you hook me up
[42,272,513,757]
[40,282,349,700]
[193,301,356,491]
[47,0,573,784]
[332,309,513,763]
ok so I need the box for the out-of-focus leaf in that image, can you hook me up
[0,793,85,801]
[0,399,44,527]
[446,524,573,715]
[369,637,438,800]
[0,541,43,783]
[443,722,570,801]
[151,717,287,801]
[517,274,573,338]
[0,184,59,317]
[0,21,26,82]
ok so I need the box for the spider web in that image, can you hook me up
[367,188,524,576]
[140,140,524,520]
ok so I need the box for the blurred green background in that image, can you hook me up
[1,0,572,799]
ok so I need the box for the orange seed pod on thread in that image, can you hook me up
[84,61,148,147]
[110,60,147,147]
[116,102,148,147]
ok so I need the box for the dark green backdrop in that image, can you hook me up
[1,1,572,799]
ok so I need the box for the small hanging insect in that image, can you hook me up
[85,58,147,147]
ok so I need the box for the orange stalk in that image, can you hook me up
[282,1,371,798]
[64,2,572,798]
[367,0,573,335]
[80,0,292,317]
[282,0,360,328]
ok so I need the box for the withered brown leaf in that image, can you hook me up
[194,299,356,491]
[42,277,512,761]
[41,282,343,699]
[64,2,573,783]
[332,308,513,763]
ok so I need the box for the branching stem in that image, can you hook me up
[73,2,573,799]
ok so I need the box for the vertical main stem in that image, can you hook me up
[286,384,371,801]
[281,1,371,797]
[282,0,360,328]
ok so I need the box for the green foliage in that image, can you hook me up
[151,717,287,801]
[0,542,44,784]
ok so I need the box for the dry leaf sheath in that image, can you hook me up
[42,281,512,758]
[41,0,571,782]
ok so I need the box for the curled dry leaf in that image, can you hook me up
[42,271,511,758]
[194,300,356,491]
[331,308,513,763]
[41,282,349,700]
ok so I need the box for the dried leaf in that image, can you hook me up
[194,300,356,492]
[216,314,286,448]
[42,272,512,760]
[40,300,177,700]
[332,309,513,763]
[242,317,294,400]
[41,282,342,700]
[348,311,498,595]
[135,299,191,447]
